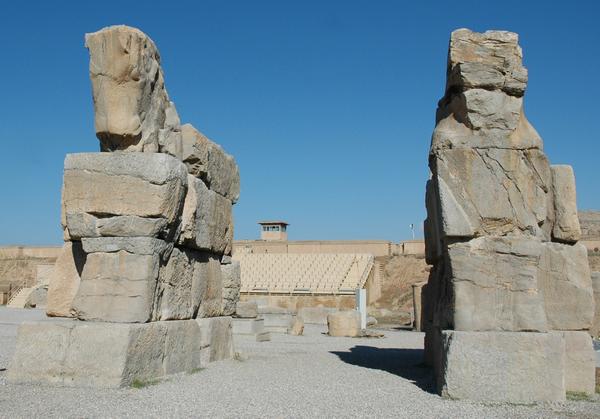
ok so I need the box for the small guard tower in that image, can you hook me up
[259,221,289,241]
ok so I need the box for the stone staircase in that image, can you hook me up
[6,287,34,308]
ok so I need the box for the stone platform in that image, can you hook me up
[261,313,294,333]
[232,318,271,342]
[8,316,233,388]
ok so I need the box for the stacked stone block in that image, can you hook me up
[423,29,595,402]
[9,25,240,387]
[232,301,271,342]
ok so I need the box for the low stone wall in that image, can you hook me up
[0,246,61,290]
[239,294,355,312]
[234,240,393,257]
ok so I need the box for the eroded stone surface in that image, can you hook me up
[551,165,581,243]
[538,243,594,330]
[86,26,178,153]
[72,250,161,323]
[46,242,86,318]
[221,261,241,317]
[195,254,223,318]
[181,124,240,202]
[6,319,227,388]
[62,153,187,236]
[152,247,197,321]
[66,214,170,240]
[447,237,547,332]
[439,331,565,402]
[558,331,596,395]
[81,237,172,257]
[178,175,233,254]
[446,29,527,96]
[430,148,553,241]
[196,316,234,365]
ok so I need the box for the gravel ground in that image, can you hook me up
[0,307,598,418]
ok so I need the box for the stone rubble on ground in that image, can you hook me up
[327,310,361,337]
[8,25,241,388]
[423,28,596,402]
[288,317,304,336]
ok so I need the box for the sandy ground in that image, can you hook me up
[0,307,599,418]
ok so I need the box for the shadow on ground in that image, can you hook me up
[330,346,435,394]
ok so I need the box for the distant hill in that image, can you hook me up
[579,210,600,240]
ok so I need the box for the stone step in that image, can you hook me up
[232,318,265,335]
[7,288,34,308]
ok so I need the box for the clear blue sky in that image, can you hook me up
[1,1,598,245]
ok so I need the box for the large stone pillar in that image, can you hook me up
[424,29,595,402]
[9,25,241,388]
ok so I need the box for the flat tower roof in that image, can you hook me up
[258,221,289,226]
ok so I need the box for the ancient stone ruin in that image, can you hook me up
[8,25,241,387]
[423,29,596,402]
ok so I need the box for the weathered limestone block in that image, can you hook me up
[438,331,565,402]
[196,317,234,365]
[72,248,163,323]
[432,106,543,152]
[81,236,172,257]
[221,261,241,316]
[143,246,229,321]
[152,247,197,321]
[431,148,553,240]
[195,254,223,318]
[85,26,178,152]
[158,101,183,160]
[327,310,361,337]
[62,153,187,238]
[162,320,202,375]
[432,29,541,154]
[538,242,594,330]
[451,89,522,131]
[178,175,233,254]
[235,301,258,319]
[66,214,170,239]
[551,165,581,242]
[591,272,600,338]
[558,331,596,395]
[446,237,547,332]
[46,242,86,317]
[446,29,528,96]
[424,179,442,264]
[7,319,203,388]
[181,124,240,202]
